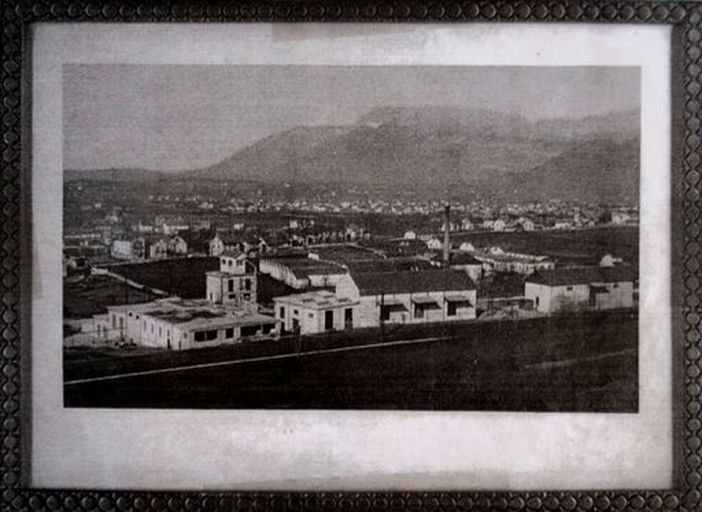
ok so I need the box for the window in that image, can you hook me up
[225,328,234,338]
[228,279,234,292]
[241,325,259,337]
[535,296,540,307]
[344,308,353,329]
[279,306,285,318]
[244,279,252,291]
[293,309,299,315]
[220,258,225,266]
[308,313,314,319]
[111,315,116,328]
[128,312,132,317]
[158,326,162,337]
[119,317,124,329]
[414,305,424,319]
[194,330,217,342]
[380,306,390,321]
[447,302,457,316]
[243,293,251,301]
[324,310,334,331]
[613,283,619,288]
[566,286,574,291]
[151,324,154,334]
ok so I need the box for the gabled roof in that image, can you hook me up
[220,249,245,259]
[525,265,636,286]
[349,269,476,296]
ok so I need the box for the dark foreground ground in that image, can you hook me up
[64,310,638,411]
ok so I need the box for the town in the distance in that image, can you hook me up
[63,177,638,352]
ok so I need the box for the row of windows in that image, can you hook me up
[380,303,468,321]
[227,278,252,292]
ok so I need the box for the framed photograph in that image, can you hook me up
[1,1,700,510]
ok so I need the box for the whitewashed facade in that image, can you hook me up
[525,266,635,313]
[274,291,358,335]
[335,270,477,329]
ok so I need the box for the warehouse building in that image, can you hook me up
[94,297,278,350]
[525,266,635,313]
[335,269,477,328]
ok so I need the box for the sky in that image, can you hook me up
[63,64,640,172]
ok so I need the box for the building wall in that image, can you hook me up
[209,237,224,256]
[111,240,133,260]
[335,274,360,299]
[525,281,634,313]
[259,259,309,289]
[335,275,476,327]
[308,272,346,289]
[206,273,257,306]
[352,291,476,329]
[274,301,356,335]
[206,274,224,303]
[131,315,276,351]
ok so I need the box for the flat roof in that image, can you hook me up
[273,291,358,309]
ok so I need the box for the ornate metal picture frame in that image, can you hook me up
[1,1,700,511]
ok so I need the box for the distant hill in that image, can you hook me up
[485,138,640,203]
[190,125,354,181]
[534,110,640,143]
[65,106,640,203]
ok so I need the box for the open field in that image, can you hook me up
[100,256,219,298]
[451,226,638,266]
[64,275,152,319]
[65,310,638,411]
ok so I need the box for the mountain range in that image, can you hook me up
[65,106,640,203]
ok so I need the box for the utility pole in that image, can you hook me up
[379,292,385,343]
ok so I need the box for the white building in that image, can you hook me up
[525,266,635,314]
[273,290,358,335]
[335,269,477,329]
[470,248,554,275]
[209,233,240,256]
[205,251,257,307]
[426,238,443,250]
[493,219,507,232]
[167,235,188,255]
[259,257,347,290]
[148,237,169,259]
[111,238,146,261]
[403,230,417,240]
[94,297,278,350]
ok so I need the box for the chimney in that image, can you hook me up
[443,204,451,267]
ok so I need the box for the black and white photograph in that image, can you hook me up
[61,63,641,412]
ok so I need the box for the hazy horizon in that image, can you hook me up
[64,64,641,172]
